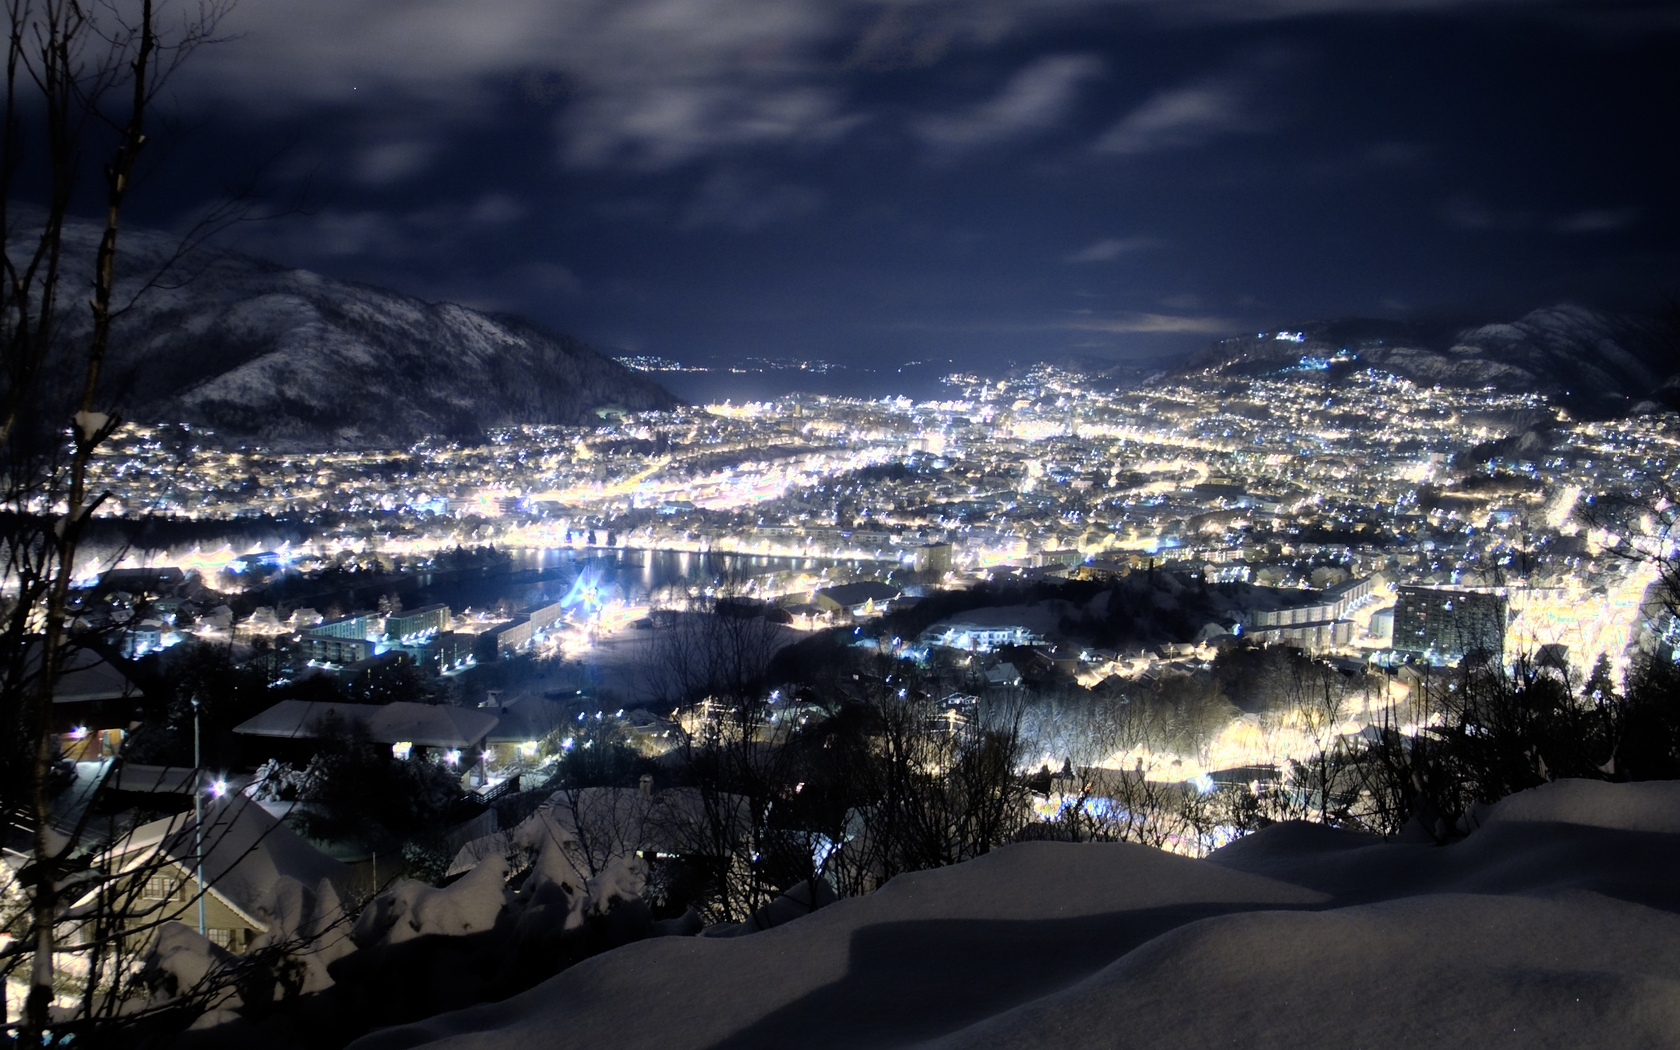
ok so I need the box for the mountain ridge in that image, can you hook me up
[40,220,679,448]
[1179,304,1680,418]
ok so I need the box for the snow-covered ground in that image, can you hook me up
[348,778,1680,1050]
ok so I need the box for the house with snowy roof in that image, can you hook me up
[812,581,901,618]
[983,662,1023,687]
[74,794,348,953]
[232,699,499,765]
[18,640,144,762]
[480,693,571,761]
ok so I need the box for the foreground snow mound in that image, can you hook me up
[931,893,1680,1050]
[1478,777,1680,834]
[349,780,1680,1050]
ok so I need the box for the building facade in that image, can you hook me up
[1392,586,1508,662]
[385,603,452,642]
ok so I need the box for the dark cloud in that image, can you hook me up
[1060,311,1237,334]
[845,7,958,72]
[680,169,825,231]
[1551,208,1639,235]
[915,54,1106,151]
[136,0,1679,374]
[1094,48,1294,155]
[1064,236,1159,263]
[353,140,438,185]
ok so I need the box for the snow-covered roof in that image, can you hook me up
[230,700,371,739]
[449,786,755,877]
[233,699,498,748]
[926,601,1074,638]
[19,640,137,704]
[371,703,499,748]
[482,694,571,743]
[98,795,349,932]
[813,581,901,608]
[365,779,1680,1050]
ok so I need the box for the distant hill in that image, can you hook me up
[1182,305,1680,418]
[44,220,679,448]
[1030,354,1169,390]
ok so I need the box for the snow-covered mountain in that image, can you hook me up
[347,779,1680,1050]
[1186,305,1680,418]
[47,221,679,447]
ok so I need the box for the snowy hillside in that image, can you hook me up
[45,221,678,447]
[352,779,1680,1050]
[1185,305,1678,419]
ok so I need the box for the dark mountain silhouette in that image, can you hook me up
[44,220,678,448]
[1183,305,1680,418]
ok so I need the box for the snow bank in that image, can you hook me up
[349,842,1323,1050]
[349,779,1680,1050]
[699,878,838,938]
[247,875,355,994]
[929,892,1680,1050]
[1478,777,1680,834]
[141,873,355,1026]
[354,854,512,948]
[142,922,239,1003]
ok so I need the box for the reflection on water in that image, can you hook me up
[414,548,878,612]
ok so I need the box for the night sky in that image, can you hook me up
[128,0,1680,373]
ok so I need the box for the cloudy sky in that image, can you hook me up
[129,0,1679,371]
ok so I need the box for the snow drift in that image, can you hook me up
[349,779,1680,1050]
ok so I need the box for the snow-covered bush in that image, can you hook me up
[246,759,315,803]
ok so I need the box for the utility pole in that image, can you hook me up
[193,695,205,937]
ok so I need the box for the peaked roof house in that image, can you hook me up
[233,700,499,754]
[813,582,901,618]
[77,794,349,953]
[22,640,144,761]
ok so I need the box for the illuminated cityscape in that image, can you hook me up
[4,0,1678,1045]
[85,361,1669,682]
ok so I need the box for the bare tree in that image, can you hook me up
[1275,653,1358,825]
[822,661,1030,894]
[1027,689,1229,856]
[636,571,788,714]
[0,0,232,1040]
[638,581,801,922]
